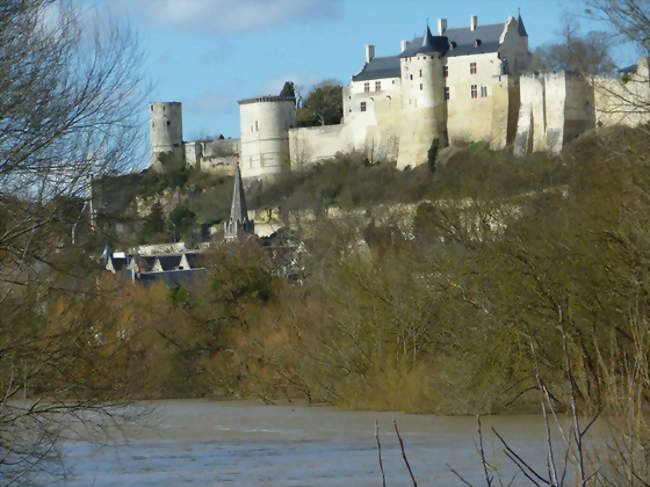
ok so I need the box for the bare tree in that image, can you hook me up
[0,0,146,483]
[0,0,146,282]
[585,0,649,55]
[584,0,650,125]
[530,19,616,75]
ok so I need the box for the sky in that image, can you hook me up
[85,0,638,156]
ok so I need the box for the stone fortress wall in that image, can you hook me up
[150,101,240,175]
[150,14,649,180]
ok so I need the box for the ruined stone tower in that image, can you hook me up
[238,96,296,180]
[150,102,185,173]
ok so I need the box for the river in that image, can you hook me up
[52,400,566,486]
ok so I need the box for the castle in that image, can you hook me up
[149,14,649,179]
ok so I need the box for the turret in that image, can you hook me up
[224,164,254,240]
[397,25,448,169]
[150,102,185,173]
[238,95,296,180]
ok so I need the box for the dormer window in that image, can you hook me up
[474,39,482,48]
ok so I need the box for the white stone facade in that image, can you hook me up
[149,14,649,179]
[238,96,296,180]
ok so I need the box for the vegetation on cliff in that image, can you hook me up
[23,126,647,420]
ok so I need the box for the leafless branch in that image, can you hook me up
[375,419,386,487]
[393,420,418,487]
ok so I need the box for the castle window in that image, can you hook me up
[375,81,381,92]
[444,87,450,100]
[255,121,259,131]
[420,83,423,91]
[443,66,448,77]
[470,62,477,74]
[166,121,170,126]
[419,69,422,77]
[471,85,478,98]
[364,82,370,93]
[481,86,488,97]
[360,102,367,112]
[410,74,413,80]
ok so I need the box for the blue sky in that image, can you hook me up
[88,0,637,155]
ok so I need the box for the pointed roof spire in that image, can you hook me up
[406,23,449,56]
[224,163,254,240]
[517,10,528,37]
[421,24,435,50]
[230,163,248,224]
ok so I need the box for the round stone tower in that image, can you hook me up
[397,26,448,169]
[150,101,185,173]
[238,95,296,180]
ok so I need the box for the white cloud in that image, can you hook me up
[121,0,343,32]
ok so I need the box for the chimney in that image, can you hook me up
[470,15,478,31]
[400,40,408,52]
[365,44,375,64]
[437,18,447,35]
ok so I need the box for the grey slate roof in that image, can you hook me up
[135,268,207,288]
[405,25,449,56]
[352,56,402,81]
[517,13,528,37]
[156,255,182,271]
[352,19,516,82]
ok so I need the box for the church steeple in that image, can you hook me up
[517,11,528,37]
[224,164,254,240]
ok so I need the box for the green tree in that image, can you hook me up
[168,205,196,240]
[296,82,343,127]
[143,202,165,235]
[278,81,296,98]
